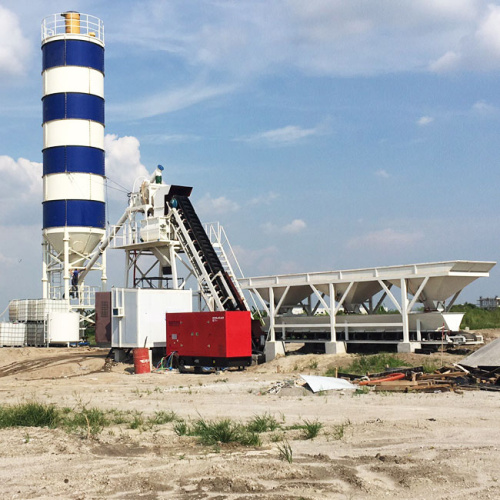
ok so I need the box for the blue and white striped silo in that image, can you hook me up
[41,12,106,299]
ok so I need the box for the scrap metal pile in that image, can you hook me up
[340,365,500,393]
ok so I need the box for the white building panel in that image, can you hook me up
[111,288,193,348]
[43,67,104,97]
[88,120,104,148]
[43,120,104,149]
[44,172,105,202]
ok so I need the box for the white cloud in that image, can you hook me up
[283,219,307,234]
[238,124,324,146]
[347,228,424,251]
[109,82,234,120]
[263,218,307,234]
[0,223,42,308]
[286,0,480,76]
[99,0,500,115]
[429,50,461,72]
[0,6,30,77]
[430,4,500,72]
[141,133,200,144]
[112,0,486,86]
[471,100,497,115]
[232,244,280,276]
[0,252,16,265]
[248,191,280,205]
[375,169,390,178]
[196,193,240,218]
[104,134,149,196]
[0,156,41,202]
[417,116,434,126]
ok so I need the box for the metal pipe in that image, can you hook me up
[62,12,80,34]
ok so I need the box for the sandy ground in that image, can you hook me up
[0,334,499,500]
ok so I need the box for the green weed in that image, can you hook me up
[277,440,293,463]
[190,418,261,447]
[326,353,411,377]
[0,402,61,429]
[247,413,280,433]
[148,410,179,425]
[331,420,351,440]
[173,420,189,436]
[302,419,322,440]
[64,406,108,437]
[129,413,145,430]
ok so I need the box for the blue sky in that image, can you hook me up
[1,0,500,311]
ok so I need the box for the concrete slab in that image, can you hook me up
[460,337,500,368]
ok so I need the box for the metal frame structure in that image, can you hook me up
[239,261,495,358]
[108,181,248,313]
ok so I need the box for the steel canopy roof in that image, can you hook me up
[238,260,495,307]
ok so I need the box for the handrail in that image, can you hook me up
[41,13,104,45]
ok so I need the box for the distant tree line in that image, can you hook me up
[450,303,500,330]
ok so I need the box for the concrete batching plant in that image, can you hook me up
[0,11,496,361]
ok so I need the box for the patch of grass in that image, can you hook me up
[189,418,261,447]
[148,410,179,425]
[302,419,322,440]
[173,420,189,436]
[191,418,238,445]
[0,401,113,439]
[422,360,441,373]
[237,430,261,447]
[277,440,293,463]
[64,406,109,437]
[0,402,61,429]
[129,413,145,430]
[247,413,280,433]
[331,420,351,440]
[308,360,318,370]
[326,353,411,377]
[107,409,130,425]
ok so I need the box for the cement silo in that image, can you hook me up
[40,12,106,302]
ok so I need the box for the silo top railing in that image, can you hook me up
[41,13,104,45]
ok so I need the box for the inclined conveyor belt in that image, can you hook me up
[173,195,246,311]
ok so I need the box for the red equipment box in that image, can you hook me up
[166,311,252,368]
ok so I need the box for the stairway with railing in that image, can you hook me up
[204,222,254,312]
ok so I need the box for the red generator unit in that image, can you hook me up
[166,311,252,369]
